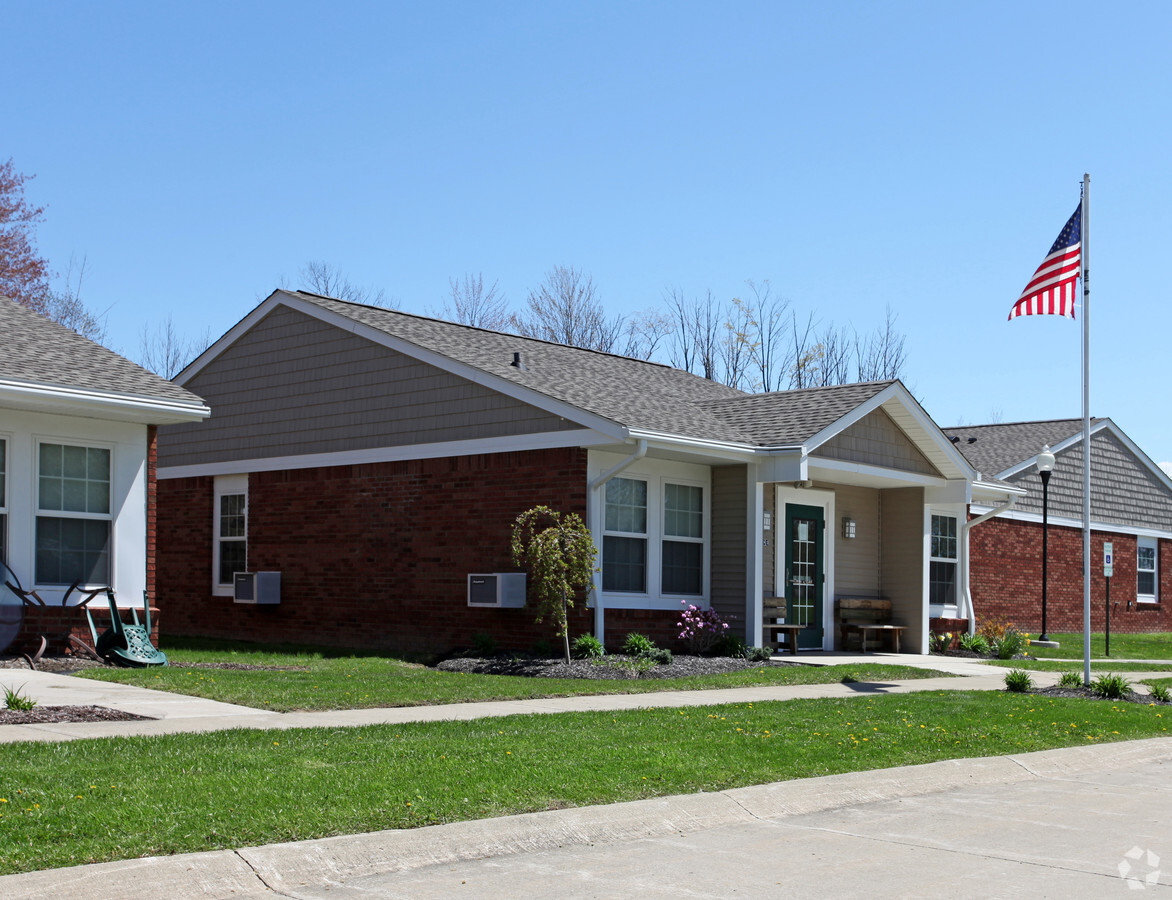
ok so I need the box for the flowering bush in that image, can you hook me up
[677,601,731,655]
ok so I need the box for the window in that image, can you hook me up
[35,443,111,586]
[0,438,6,564]
[603,477,647,592]
[600,473,707,600]
[1138,537,1158,603]
[662,482,703,595]
[930,514,958,606]
[213,475,248,593]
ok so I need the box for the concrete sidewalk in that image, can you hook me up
[2,654,1168,744]
[2,737,1169,899]
[0,653,1074,744]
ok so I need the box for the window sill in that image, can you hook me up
[1136,598,1159,605]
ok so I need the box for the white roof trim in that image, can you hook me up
[177,291,629,442]
[158,428,613,480]
[968,504,1172,541]
[0,379,210,425]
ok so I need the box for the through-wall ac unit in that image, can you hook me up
[467,573,526,608]
[234,571,281,605]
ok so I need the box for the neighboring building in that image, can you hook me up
[946,419,1172,634]
[0,297,209,652]
[155,290,1016,656]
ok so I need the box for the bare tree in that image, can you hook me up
[512,265,624,352]
[854,305,908,382]
[664,288,724,381]
[720,296,756,391]
[435,272,510,330]
[741,280,790,393]
[815,323,854,386]
[0,158,52,313]
[39,255,108,343]
[289,260,392,308]
[618,307,673,360]
[139,315,212,379]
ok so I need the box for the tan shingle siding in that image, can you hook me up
[814,408,939,476]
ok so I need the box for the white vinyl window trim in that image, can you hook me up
[1137,537,1158,604]
[929,511,959,610]
[0,437,7,566]
[35,440,113,588]
[599,471,709,607]
[213,474,248,597]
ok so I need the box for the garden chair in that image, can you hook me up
[83,587,168,668]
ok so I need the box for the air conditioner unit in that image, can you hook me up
[234,571,281,605]
[467,573,526,608]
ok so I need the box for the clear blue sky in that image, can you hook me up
[6,1,1171,470]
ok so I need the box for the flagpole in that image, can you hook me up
[1081,173,1091,686]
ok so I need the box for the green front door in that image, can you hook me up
[784,503,825,650]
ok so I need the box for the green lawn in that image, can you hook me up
[1026,632,1172,660]
[1,690,1168,875]
[986,659,1172,673]
[74,639,947,711]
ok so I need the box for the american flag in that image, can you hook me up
[1008,202,1082,320]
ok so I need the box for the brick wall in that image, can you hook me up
[158,447,604,656]
[968,516,1171,633]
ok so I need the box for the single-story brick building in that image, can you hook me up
[155,290,1019,655]
[946,419,1172,634]
[0,297,208,653]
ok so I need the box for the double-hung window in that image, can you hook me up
[601,474,707,601]
[929,514,958,606]
[603,477,647,593]
[1138,537,1158,603]
[213,475,248,594]
[0,439,7,564]
[36,443,111,586]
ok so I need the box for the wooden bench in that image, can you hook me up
[856,623,906,653]
[762,599,803,656]
[836,598,895,651]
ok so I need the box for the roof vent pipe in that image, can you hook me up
[511,352,527,372]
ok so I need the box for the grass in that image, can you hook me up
[74,639,948,711]
[0,690,1169,875]
[1025,632,1172,660]
[986,659,1172,673]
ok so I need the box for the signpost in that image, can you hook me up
[1104,542,1113,657]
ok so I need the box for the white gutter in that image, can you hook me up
[588,439,647,646]
[959,495,1017,634]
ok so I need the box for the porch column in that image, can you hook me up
[746,463,763,647]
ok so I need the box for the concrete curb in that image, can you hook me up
[5,736,1170,900]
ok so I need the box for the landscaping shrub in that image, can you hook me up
[3,685,36,711]
[928,632,953,653]
[644,647,672,666]
[711,633,748,659]
[1149,683,1171,703]
[958,632,990,655]
[977,616,1016,644]
[1057,671,1083,688]
[471,633,497,658]
[622,632,657,658]
[1090,673,1132,700]
[1004,669,1033,693]
[744,646,773,662]
[531,639,553,658]
[572,634,605,660]
[990,627,1029,660]
[677,602,731,655]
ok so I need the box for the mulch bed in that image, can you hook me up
[0,706,153,725]
[436,654,778,680]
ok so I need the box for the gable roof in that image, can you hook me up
[0,297,209,424]
[944,419,1107,478]
[179,291,972,478]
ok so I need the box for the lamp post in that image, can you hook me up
[1036,444,1056,641]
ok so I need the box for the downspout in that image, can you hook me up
[588,439,648,644]
[959,494,1017,635]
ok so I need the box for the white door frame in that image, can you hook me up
[775,485,835,651]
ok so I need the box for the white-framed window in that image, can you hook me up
[0,437,7,564]
[1138,537,1158,603]
[213,474,248,596]
[35,442,112,586]
[599,470,707,603]
[929,513,958,607]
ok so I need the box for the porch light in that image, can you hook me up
[842,517,856,539]
[1036,444,1055,641]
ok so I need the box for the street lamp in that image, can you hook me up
[1036,444,1056,641]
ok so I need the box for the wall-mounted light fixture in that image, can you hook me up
[842,517,857,539]
[763,510,772,531]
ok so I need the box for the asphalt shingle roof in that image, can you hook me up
[0,297,205,407]
[943,419,1105,477]
[293,292,898,447]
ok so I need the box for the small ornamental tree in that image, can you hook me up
[510,506,598,663]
